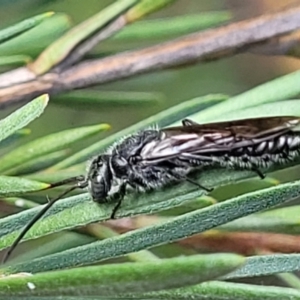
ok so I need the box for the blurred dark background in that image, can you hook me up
[0,0,300,139]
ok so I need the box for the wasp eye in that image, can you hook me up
[115,157,128,167]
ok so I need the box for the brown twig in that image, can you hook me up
[54,16,128,72]
[178,231,300,255]
[1,5,300,107]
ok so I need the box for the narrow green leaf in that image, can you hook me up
[180,99,300,133]
[52,90,164,107]
[0,168,252,250]
[0,94,48,143]
[0,123,110,174]
[220,205,300,234]
[0,55,31,66]
[188,70,300,122]
[49,94,228,170]
[223,254,300,279]
[10,232,95,264]
[130,281,300,300]
[215,99,300,121]
[113,12,231,40]
[126,0,176,23]
[24,164,85,183]
[0,254,244,296]
[6,150,69,176]
[160,195,215,216]
[30,0,140,74]
[0,14,71,57]
[0,186,205,251]
[0,12,54,44]
[0,176,48,197]
[87,224,159,262]
[0,128,31,148]
[5,178,300,273]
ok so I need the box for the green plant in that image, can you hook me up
[1,1,300,299]
[0,71,300,298]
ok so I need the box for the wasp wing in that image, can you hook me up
[140,116,300,161]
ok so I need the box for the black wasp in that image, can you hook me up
[3,116,300,263]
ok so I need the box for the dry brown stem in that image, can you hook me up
[1,5,300,107]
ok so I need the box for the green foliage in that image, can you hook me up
[1,71,300,297]
[132,281,300,299]
[1,1,300,299]
[0,13,71,58]
[0,12,54,44]
[0,123,109,174]
[112,12,232,40]
[0,94,48,143]
[0,254,244,297]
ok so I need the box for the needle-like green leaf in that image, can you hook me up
[0,12,54,44]
[0,176,49,197]
[3,176,300,273]
[0,55,31,66]
[52,90,164,107]
[0,94,48,143]
[0,14,71,57]
[223,254,300,279]
[112,12,231,40]
[0,123,110,174]
[0,254,244,296]
[189,69,300,122]
[128,281,300,300]
[220,205,300,234]
[6,150,69,176]
[30,0,140,74]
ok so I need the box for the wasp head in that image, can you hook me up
[87,155,113,202]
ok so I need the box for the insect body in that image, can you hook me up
[87,116,300,210]
[3,116,300,263]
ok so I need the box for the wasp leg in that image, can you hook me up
[252,167,265,179]
[110,183,127,219]
[185,177,213,192]
[171,168,213,192]
[182,119,200,126]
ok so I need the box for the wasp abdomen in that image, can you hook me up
[175,133,300,172]
[213,133,300,169]
[245,134,300,156]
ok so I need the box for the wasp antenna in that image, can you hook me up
[2,184,79,264]
[46,175,85,189]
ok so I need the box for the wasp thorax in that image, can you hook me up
[110,155,130,178]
